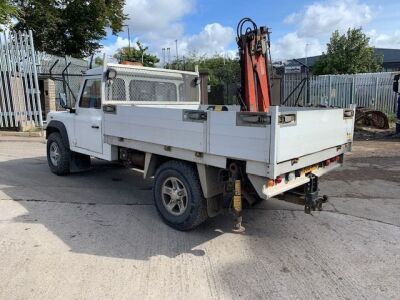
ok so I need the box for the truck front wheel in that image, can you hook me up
[47,132,70,176]
[153,161,208,231]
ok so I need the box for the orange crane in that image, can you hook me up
[237,18,272,112]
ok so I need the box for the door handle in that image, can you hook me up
[91,125,100,129]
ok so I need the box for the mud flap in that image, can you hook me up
[70,152,91,172]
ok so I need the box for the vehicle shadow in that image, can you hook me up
[1,156,232,261]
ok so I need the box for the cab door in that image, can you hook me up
[74,79,103,154]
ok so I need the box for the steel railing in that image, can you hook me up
[283,72,398,114]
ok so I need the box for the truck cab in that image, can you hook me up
[47,64,202,160]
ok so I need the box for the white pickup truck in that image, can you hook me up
[46,63,355,230]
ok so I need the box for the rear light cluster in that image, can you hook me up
[266,176,284,187]
[266,155,342,188]
[324,155,341,167]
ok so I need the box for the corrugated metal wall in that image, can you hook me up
[283,72,398,114]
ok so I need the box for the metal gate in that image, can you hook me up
[283,72,398,114]
[0,30,42,129]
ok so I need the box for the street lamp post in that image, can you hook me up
[305,43,310,67]
[167,48,171,69]
[175,39,179,63]
[162,48,166,68]
[305,43,310,105]
[123,24,131,61]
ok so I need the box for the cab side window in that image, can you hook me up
[79,79,101,108]
[129,80,177,102]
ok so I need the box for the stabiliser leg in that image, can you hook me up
[232,179,245,233]
[229,163,245,233]
[304,174,328,214]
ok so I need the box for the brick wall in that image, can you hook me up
[44,79,56,115]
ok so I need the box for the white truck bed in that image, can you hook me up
[103,103,355,198]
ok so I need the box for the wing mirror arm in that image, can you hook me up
[58,92,76,113]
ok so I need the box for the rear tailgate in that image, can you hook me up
[274,107,355,163]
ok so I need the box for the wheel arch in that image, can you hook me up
[143,153,171,180]
[46,120,70,150]
[143,154,224,198]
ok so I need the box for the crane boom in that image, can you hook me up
[237,18,271,112]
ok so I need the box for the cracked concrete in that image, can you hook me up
[0,136,399,299]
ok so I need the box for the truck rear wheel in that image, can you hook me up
[47,132,70,176]
[153,160,208,231]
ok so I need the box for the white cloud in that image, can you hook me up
[183,23,234,55]
[101,22,235,61]
[273,0,374,60]
[285,0,372,38]
[102,36,139,57]
[272,33,323,61]
[100,0,235,60]
[124,0,193,34]
[367,30,400,49]
[148,22,235,59]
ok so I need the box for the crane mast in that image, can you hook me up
[237,18,272,112]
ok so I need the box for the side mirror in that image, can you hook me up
[58,93,68,108]
[192,77,200,86]
[106,68,117,80]
[393,74,400,94]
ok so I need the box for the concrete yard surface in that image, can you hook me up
[0,136,399,299]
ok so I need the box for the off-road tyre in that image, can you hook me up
[153,160,208,231]
[47,132,70,176]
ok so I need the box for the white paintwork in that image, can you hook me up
[207,111,270,162]
[261,162,342,199]
[104,63,201,105]
[276,108,354,162]
[107,63,200,76]
[104,106,206,152]
[47,63,355,199]
[74,107,103,153]
[103,102,201,110]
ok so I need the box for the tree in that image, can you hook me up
[313,28,382,75]
[167,53,241,104]
[114,41,159,67]
[13,0,126,58]
[168,53,240,86]
[0,0,19,29]
[94,56,104,66]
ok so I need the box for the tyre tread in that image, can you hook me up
[47,132,70,176]
[153,160,208,231]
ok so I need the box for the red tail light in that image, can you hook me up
[275,176,283,184]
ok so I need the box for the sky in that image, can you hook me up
[100,0,400,62]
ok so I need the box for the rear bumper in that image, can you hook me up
[262,162,341,199]
[247,161,342,200]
